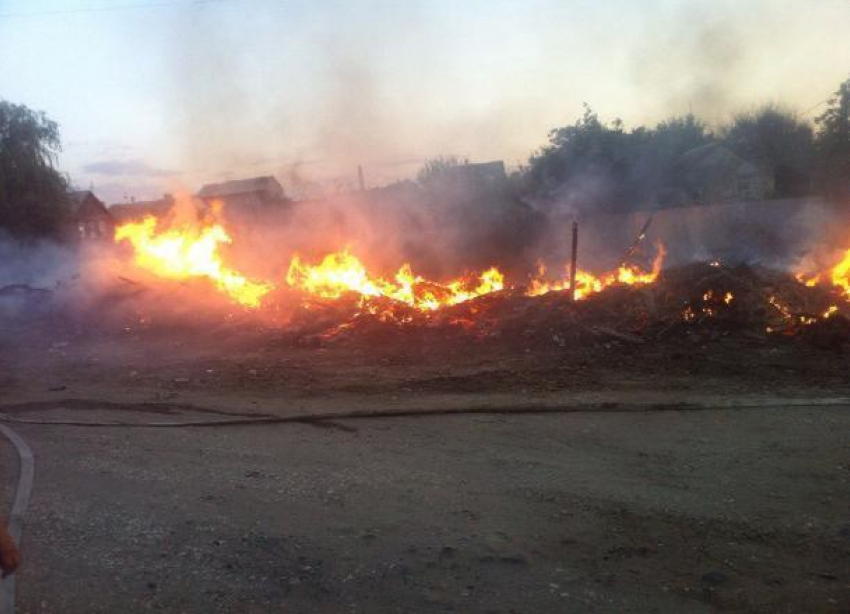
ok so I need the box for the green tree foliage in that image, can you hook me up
[632,114,713,205]
[524,106,713,211]
[416,155,464,190]
[815,77,850,200]
[722,105,814,197]
[0,100,69,239]
[524,106,630,209]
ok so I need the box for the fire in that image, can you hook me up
[526,268,605,300]
[795,272,821,287]
[682,287,736,322]
[113,208,850,339]
[527,244,666,300]
[286,249,504,311]
[114,215,669,312]
[831,248,850,298]
[114,217,273,308]
[797,248,850,298]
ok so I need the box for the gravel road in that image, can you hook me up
[2,403,849,613]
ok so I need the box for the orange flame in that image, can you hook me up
[527,244,666,300]
[286,249,504,311]
[831,248,850,298]
[115,216,669,312]
[114,217,273,308]
[795,272,821,287]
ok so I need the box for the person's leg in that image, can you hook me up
[0,523,20,577]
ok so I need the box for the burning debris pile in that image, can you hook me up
[114,217,273,308]
[105,214,850,351]
[289,262,850,350]
[110,215,665,314]
[6,212,850,354]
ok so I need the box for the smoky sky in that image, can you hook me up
[82,159,179,178]
[0,0,848,202]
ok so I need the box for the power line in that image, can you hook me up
[0,0,232,19]
[801,98,830,117]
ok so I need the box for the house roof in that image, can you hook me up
[67,190,109,216]
[448,160,507,181]
[68,190,95,211]
[680,143,762,177]
[681,142,740,166]
[68,190,93,204]
[197,176,284,199]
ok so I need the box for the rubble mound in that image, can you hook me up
[292,263,850,350]
[4,262,849,352]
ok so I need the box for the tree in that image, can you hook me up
[633,114,714,206]
[523,105,634,211]
[0,101,69,239]
[722,105,814,197]
[416,155,464,189]
[815,77,850,200]
[522,107,714,211]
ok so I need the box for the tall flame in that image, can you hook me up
[286,250,504,311]
[115,216,668,311]
[114,217,273,308]
[527,244,665,299]
[831,248,850,299]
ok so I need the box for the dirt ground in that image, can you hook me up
[1,324,850,612]
[4,314,850,410]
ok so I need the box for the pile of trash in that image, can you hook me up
[288,263,850,350]
[4,262,850,351]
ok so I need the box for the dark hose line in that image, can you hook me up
[1,398,849,428]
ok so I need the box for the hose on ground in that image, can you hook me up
[1,398,848,428]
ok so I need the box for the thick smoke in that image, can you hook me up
[218,183,541,283]
[630,4,748,122]
[130,0,849,280]
[5,1,847,328]
[0,236,96,330]
[0,236,79,291]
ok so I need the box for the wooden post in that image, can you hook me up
[569,221,578,302]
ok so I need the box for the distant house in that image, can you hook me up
[679,143,774,204]
[446,160,508,189]
[197,176,288,213]
[68,190,114,241]
[109,194,176,224]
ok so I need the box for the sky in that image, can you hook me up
[1,0,849,203]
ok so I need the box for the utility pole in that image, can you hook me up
[569,221,578,302]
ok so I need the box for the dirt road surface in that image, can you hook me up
[2,402,849,613]
[2,325,850,612]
